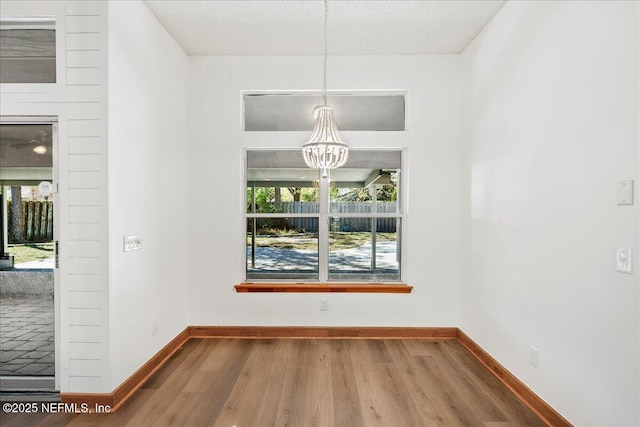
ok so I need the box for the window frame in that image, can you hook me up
[243,148,407,284]
[242,90,407,132]
[0,4,65,93]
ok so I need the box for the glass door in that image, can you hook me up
[0,121,56,392]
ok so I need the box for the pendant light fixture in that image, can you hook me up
[301,0,349,178]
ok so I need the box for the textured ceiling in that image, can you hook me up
[144,0,507,55]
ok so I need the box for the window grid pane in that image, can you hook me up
[328,218,400,281]
[246,217,319,280]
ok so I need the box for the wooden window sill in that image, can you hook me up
[235,283,413,293]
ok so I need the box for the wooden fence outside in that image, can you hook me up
[282,201,398,233]
[7,201,54,242]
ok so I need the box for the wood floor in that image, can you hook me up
[3,338,545,426]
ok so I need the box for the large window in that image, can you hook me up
[245,149,403,282]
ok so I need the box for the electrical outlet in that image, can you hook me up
[124,235,142,252]
[152,319,159,336]
[529,345,539,369]
[319,298,328,311]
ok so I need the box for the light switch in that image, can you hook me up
[616,248,632,274]
[124,235,142,252]
[617,180,634,205]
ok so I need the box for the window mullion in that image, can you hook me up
[318,175,329,281]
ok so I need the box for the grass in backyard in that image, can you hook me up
[247,232,396,251]
[7,242,54,264]
[329,232,369,250]
[249,234,318,250]
[329,232,396,250]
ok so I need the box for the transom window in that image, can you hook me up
[244,92,406,131]
[0,16,56,84]
[245,149,404,282]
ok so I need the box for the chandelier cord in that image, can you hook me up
[302,0,348,177]
[323,0,328,105]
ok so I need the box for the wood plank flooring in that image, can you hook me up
[2,339,546,426]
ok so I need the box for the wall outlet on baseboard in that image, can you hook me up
[152,318,159,336]
[528,345,539,369]
[319,298,328,311]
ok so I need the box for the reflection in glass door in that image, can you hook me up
[0,121,56,392]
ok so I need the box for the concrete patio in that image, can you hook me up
[0,261,54,378]
[248,241,400,274]
[0,296,54,376]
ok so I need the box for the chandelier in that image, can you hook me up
[301,0,349,179]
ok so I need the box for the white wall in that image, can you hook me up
[1,0,110,393]
[187,55,464,327]
[461,1,639,425]
[107,1,189,389]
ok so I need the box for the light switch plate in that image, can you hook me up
[617,180,634,205]
[616,248,632,274]
[124,235,142,252]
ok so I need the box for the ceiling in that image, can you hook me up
[144,0,507,55]
[0,124,53,182]
[0,124,53,168]
[247,149,401,185]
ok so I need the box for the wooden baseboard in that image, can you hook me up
[60,326,570,426]
[456,330,572,427]
[235,283,413,293]
[188,326,457,339]
[60,327,190,412]
[58,392,113,412]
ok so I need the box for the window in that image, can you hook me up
[245,149,403,282]
[0,16,56,84]
[244,92,406,131]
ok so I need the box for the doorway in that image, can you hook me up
[0,119,57,393]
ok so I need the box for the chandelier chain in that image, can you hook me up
[323,0,328,105]
[302,0,348,177]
